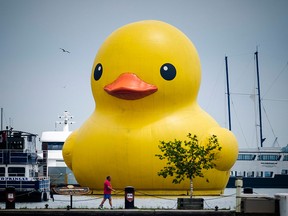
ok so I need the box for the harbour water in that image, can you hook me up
[0,188,287,210]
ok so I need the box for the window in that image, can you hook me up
[47,142,64,150]
[258,155,280,161]
[0,167,5,176]
[247,171,254,177]
[29,169,37,177]
[283,155,288,161]
[256,171,263,177]
[264,171,273,177]
[8,137,24,149]
[238,154,255,160]
[8,167,25,177]
[281,170,288,175]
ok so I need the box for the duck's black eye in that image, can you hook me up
[94,63,103,81]
[160,63,176,81]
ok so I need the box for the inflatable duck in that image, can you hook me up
[63,20,238,195]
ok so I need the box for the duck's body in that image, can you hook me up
[63,20,238,195]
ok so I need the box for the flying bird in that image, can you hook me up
[59,48,70,53]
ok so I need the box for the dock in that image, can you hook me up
[0,209,277,216]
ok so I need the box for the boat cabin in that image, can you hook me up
[0,129,50,202]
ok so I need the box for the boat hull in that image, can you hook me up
[0,190,47,202]
[227,174,288,188]
[0,178,50,202]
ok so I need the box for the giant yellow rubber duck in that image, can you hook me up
[63,20,238,195]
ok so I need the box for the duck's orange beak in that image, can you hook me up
[104,73,158,100]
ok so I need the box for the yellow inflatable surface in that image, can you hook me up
[63,20,238,195]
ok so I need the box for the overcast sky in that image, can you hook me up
[0,0,287,149]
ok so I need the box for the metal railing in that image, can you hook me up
[0,150,37,164]
[0,177,50,191]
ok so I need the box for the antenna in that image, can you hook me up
[55,111,75,132]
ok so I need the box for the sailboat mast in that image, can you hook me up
[225,56,232,131]
[254,51,265,147]
[1,107,3,131]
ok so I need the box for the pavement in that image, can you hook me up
[0,209,236,216]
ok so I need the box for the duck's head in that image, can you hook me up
[91,20,201,112]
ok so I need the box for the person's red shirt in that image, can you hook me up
[104,179,112,194]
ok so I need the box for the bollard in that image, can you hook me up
[5,187,16,209]
[243,187,253,194]
[275,193,288,216]
[235,177,243,213]
[43,190,48,201]
[125,186,135,209]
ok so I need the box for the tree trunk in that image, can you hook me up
[190,178,193,198]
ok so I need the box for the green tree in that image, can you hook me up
[155,133,221,198]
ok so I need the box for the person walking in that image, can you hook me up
[98,176,116,209]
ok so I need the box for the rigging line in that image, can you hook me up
[262,98,288,102]
[205,60,225,110]
[232,54,255,90]
[230,92,255,96]
[225,52,254,58]
[231,98,248,146]
[261,103,278,142]
[263,61,288,97]
[230,94,288,102]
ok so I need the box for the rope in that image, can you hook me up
[113,189,125,195]
[135,191,176,201]
[14,190,39,198]
[53,190,124,202]
[9,189,246,210]
[53,196,101,202]
[133,191,178,209]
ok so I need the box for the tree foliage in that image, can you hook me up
[155,133,222,185]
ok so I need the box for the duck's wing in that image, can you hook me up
[62,129,78,170]
[201,127,238,171]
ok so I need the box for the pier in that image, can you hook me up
[0,209,275,216]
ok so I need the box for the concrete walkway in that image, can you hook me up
[0,209,236,216]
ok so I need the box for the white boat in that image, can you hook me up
[225,52,288,188]
[40,111,77,187]
[227,146,288,188]
[0,128,50,202]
